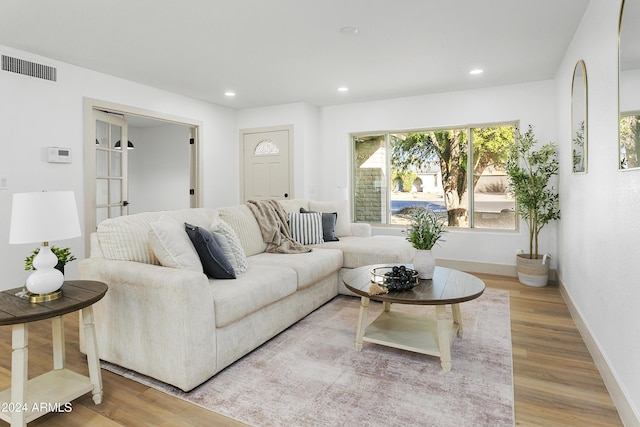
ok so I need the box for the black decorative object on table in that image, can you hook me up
[370,265,419,294]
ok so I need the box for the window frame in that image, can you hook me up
[351,120,519,231]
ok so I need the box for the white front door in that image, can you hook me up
[241,126,292,202]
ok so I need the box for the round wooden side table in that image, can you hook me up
[0,280,107,427]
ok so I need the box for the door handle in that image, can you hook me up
[284,193,288,198]
[122,201,129,206]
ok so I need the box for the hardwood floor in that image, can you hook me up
[0,274,622,426]
[480,273,622,426]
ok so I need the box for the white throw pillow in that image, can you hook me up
[149,215,203,272]
[288,212,324,245]
[218,205,268,256]
[211,218,249,274]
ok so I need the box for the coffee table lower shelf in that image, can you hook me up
[360,309,460,371]
[0,369,93,424]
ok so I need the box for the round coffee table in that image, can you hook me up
[343,264,485,371]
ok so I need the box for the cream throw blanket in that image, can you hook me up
[247,199,311,254]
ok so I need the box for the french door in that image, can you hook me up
[89,110,129,232]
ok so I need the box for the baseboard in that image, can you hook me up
[436,258,560,282]
[436,258,517,277]
[558,276,640,426]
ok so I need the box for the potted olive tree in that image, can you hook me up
[405,208,446,279]
[506,125,560,286]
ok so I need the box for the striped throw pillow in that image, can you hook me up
[288,212,324,245]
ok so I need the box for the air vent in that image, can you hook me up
[1,55,57,82]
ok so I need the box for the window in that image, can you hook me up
[352,123,517,230]
[620,113,640,169]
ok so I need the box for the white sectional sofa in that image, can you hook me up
[79,199,414,391]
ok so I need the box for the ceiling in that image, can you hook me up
[0,0,591,110]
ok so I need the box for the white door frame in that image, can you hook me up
[83,97,203,255]
[239,124,294,203]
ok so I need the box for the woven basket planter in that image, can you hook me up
[516,253,550,287]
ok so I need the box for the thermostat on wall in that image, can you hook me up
[47,147,72,163]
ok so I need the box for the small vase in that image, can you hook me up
[413,249,435,279]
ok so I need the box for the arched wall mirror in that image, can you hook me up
[572,60,587,174]
[619,0,640,170]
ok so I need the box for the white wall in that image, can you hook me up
[318,81,559,270]
[128,123,191,214]
[0,44,237,290]
[555,0,640,423]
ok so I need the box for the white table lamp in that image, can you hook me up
[9,191,81,299]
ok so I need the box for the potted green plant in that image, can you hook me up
[405,208,446,279]
[506,125,560,286]
[25,246,76,274]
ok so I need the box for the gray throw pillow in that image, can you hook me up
[185,223,236,279]
[300,208,339,242]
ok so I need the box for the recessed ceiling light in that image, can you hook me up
[338,86,349,92]
[469,69,484,75]
[224,91,236,97]
[340,27,359,36]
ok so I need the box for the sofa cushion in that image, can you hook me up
[218,205,268,257]
[300,208,339,242]
[210,264,298,328]
[313,235,415,268]
[249,248,343,290]
[309,200,351,237]
[288,212,324,245]
[185,223,236,279]
[148,215,203,272]
[279,199,310,213]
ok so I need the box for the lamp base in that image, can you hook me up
[16,289,63,303]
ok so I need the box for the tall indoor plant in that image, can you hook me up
[405,208,446,279]
[506,125,560,286]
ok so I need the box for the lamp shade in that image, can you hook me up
[9,191,81,244]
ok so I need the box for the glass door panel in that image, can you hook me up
[96,120,108,147]
[93,113,127,228]
[96,179,108,205]
[109,206,122,218]
[110,151,122,177]
[96,207,108,225]
[110,124,121,149]
[109,179,122,204]
[96,150,108,177]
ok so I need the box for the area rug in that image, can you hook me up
[102,288,514,426]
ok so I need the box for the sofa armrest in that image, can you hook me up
[79,257,210,300]
[350,222,371,237]
[78,258,218,391]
